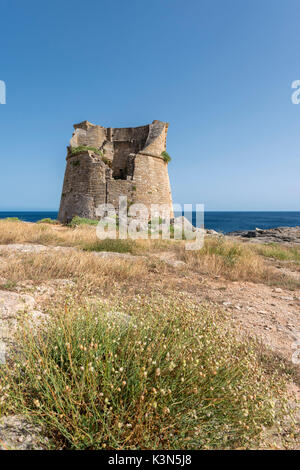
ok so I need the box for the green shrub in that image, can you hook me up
[69,146,103,157]
[0,297,291,449]
[254,243,300,263]
[69,216,99,227]
[83,238,133,254]
[161,151,171,163]
[201,239,243,266]
[0,280,17,290]
[36,218,58,225]
[4,217,20,221]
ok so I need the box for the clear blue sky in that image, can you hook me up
[1,0,300,211]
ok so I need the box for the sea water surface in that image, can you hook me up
[0,211,300,234]
[191,211,300,233]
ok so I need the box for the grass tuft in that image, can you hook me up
[69,216,99,227]
[253,243,300,263]
[0,219,299,289]
[0,297,291,450]
[36,218,59,225]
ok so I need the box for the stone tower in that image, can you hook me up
[58,120,173,223]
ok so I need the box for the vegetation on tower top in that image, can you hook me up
[69,146,103,157]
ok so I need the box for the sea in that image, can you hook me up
[0,211,300,234]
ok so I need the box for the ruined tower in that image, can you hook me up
[58,120,173,223]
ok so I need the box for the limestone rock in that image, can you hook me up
[0,415,47,450]
[0,244,48,254]
[164,259,187,268]
[0,291,36,323]
[0,290,47,362]
[93,251,144,261]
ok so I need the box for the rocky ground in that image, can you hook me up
[228,226,300,244]
[0,233,299,449]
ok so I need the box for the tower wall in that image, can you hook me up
[131,154,173,209]
[58,152,107,222]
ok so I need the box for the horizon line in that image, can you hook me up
[0,209,300,213]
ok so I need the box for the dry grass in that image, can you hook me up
[0,220,183,256]
[0,220,299,289]
[177,238,300,289]
[0,220,299,449]
[0,250,147,293]
[0,219,98,247]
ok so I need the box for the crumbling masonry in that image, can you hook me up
[58,120,173,223]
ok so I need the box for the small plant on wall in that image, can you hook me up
[69,146,103,157]
[101,157,112,168]
[161,150,171,163]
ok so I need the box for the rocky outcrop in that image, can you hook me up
[0,290,48,366]
[227,226,300,244]
[0,415,47,450]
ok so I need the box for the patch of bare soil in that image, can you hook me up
[197,279,300,372]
